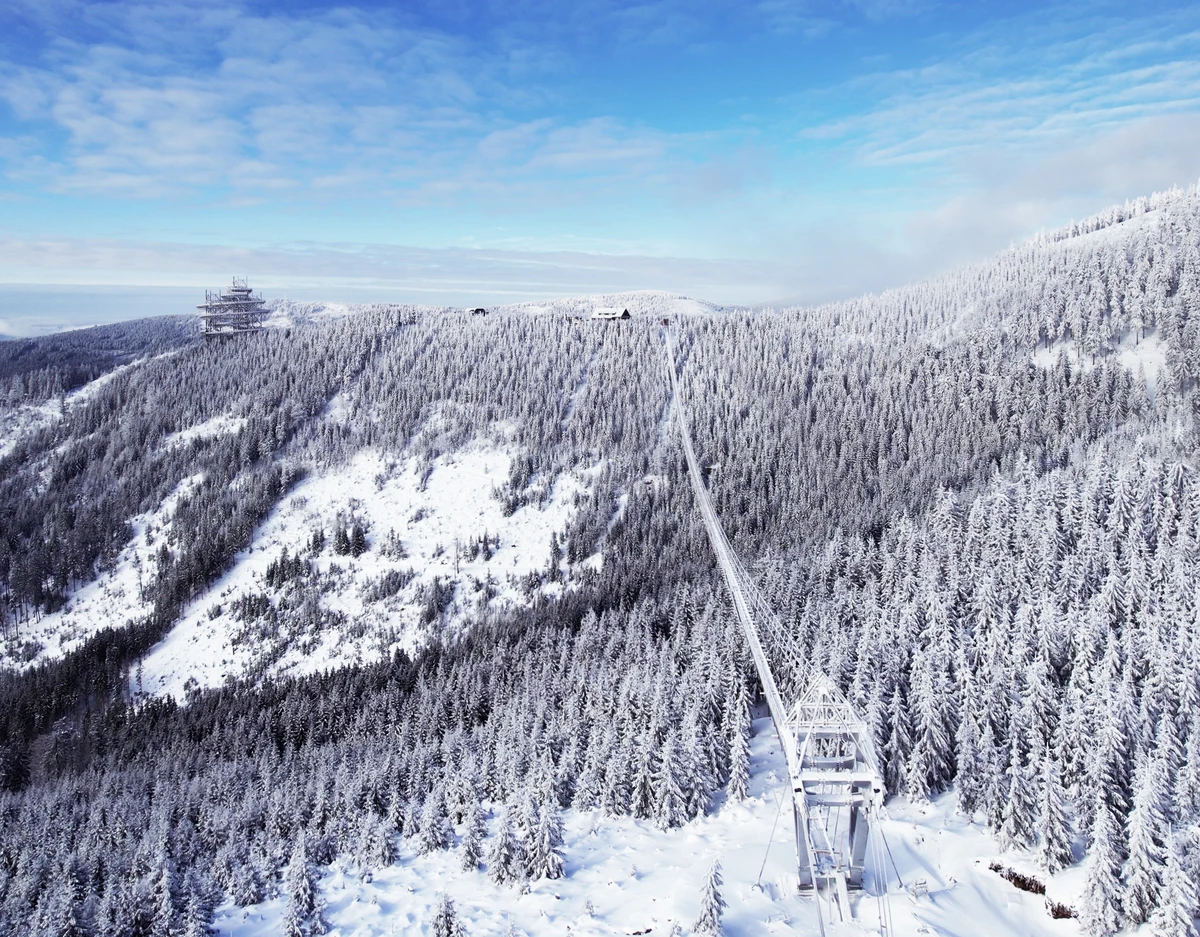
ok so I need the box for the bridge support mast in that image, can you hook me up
[663,329,890,933]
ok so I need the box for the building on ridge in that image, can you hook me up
[198,278,268,337]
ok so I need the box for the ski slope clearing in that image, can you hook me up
[0,474,202,669]
[213,717,1082,937]
[137,441,593,699]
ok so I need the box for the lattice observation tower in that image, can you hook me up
[197,278,267,337]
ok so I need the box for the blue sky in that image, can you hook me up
[2,0,1200,333]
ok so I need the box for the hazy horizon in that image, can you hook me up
[4,0,1200,335]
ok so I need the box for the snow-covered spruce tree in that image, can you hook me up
[630,737,656,819]
[150,849,180,937]
[1081,794,1127,937]
[905,648,954,801]
[514,787,543,878]
[726,701,751,802]
[356,813,397,869]
[1038,756,1074,873]
[654,729,690,830]
[954,709,984,816]
[693,859,726,937]
[1150,832,1199,937]
[281,833,327,937]
[530,801,565,880]
[431,893,460,937]
[1124,753,1171,924]
[182,890,215,937]
[418,786,451,855]
[487,809,524,887]
[999,734,1037,851]
[460,801,486,871]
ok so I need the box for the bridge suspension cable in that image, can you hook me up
[663,328,892,935]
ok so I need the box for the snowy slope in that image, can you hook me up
[1030,329,1168,401]
[213,717,1084,937]
[0,353,159,459]
[137,440,596,699]
[496,290,731,319]
[0,473,203,668]
[263,300,433,330]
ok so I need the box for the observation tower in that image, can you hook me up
[197,278,267,337]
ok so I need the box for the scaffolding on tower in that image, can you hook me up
[197,278,268,337]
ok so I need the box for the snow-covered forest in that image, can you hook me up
[1,185,1200,936]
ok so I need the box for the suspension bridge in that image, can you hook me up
[663,329,895,936]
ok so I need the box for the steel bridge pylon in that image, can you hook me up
[663,328,892,935]
[791,676,885,905]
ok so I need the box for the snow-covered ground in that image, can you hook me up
[264,300,392,329]
[214,716,1084,937]
[0,474,203,669]
[1041,208,1161,250]
[1031,329,1167,400]
[164,413,248,447]
[498,290,728,319]
[137,441,594,698]
[0,352,169,458]
[0,397,61,459]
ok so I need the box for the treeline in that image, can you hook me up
[0,316,196,407]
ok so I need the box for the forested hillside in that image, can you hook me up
[0,185,1199,936]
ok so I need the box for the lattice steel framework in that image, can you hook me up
[197,278,267,337]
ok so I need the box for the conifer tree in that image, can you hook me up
[693,859,725,937]
[1037,756,1074,873]
[281,833,327,937]
[1125,754,1170,924]
[150,852,179,937]
[487,810,523,887]
[1000,734,1037,850]
[531,801,565,880]
[954,711,983,816]
[460,801,486,871]
[1081,795,1126,937]
[1149,833,1199,937]
[418,787,451,854]
[654,730,689,830]
[726,709,751,802]
[431,893,460,937]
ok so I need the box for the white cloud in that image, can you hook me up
[798,13,1200,170]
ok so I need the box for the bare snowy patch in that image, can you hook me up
[138,441,594,699]
[164,413,248,447]
[0,474,203,670]
[499,290,727,319]
[0,398,61,458]
[1031,329,1167,399]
